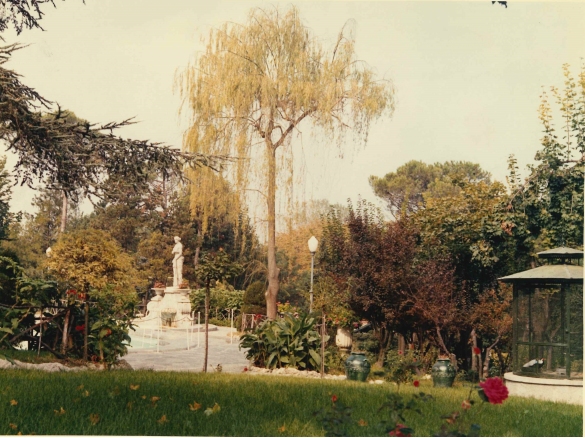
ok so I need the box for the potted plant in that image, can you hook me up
[330,308,356,350]
[152,281,165,299]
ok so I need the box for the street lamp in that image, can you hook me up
[308,236,318,313]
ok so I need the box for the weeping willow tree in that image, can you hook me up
[178,6,394,319]
[186,167,237,268]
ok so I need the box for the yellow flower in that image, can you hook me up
[76,384,84,390]
[83,390,90,397]
[127,401,134,411]
[278,425,286,432]
[89,414,100,425]
[189,401,202,411]
[54,407,66,416]
[141,395,146,399]
[157,415,168,424]
[10,399,17,406]
[358,419,368,427]
[9,423,17,430]
[130,384,140,391]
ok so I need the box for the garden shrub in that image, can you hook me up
[208,317,234,327]
[190,287,244,317]
[385,349,419,384]
[241,280,266,315]
[352,331,379,365]
[239,312,327,370]
[325,344,348,374]
[85,285,136,367]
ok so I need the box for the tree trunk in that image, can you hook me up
[265,145,279,319]
[203,280,210,373]
[193,224,203,269]
[435,325,450,357]
[61,307,71,354]
[83,299,89,361]
[376,327,390,366]
[496,346,507,376]
[471,328,481,380]
[435,325,457,370]
[193,229,202,270]
[483,336,500,379]
[60,191,68,234]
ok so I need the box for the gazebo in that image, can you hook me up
[499,247,583,404]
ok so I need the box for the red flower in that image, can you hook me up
[479,377,509,404]
[398,350,403,355]
[389,424,411,437]
[66,289,77,295]
[413,380,420,388]
[331,395,338,403]
[104,329,112,336]
[461,400,471,410]
[75,324,85,332]
[243,367,248,372]
[473,347,481,355]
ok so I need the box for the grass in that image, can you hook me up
[0,350,61,364]
[0,370,582,436]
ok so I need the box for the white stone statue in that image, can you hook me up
[172,236,184,288]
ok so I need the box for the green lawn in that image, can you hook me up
[0,370,581,436]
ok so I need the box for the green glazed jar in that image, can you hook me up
[431,358,456,387]
[344,352,371,382]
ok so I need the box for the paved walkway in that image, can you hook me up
[124,325,249,373]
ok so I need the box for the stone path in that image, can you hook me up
[124,325,249,373]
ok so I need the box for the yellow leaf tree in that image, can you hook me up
[178,6,394,318]
[46,228,139,358]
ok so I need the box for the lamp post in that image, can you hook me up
[308,236,318,313]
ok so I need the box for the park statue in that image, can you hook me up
[172,236,184,288]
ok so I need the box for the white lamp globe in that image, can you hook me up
[308,236,319,253]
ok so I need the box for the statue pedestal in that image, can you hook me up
[145,287,192,328]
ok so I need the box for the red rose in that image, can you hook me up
[479,377,509,404]
[473,347,481,355]
[331,395,338,403]
[413,380,420,388]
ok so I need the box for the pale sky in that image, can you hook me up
[4,0,585,220]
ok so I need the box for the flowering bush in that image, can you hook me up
[316,380,510,436]
[326,305,357,328]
